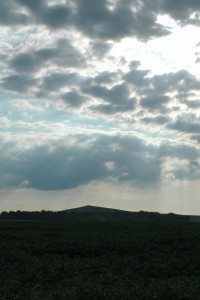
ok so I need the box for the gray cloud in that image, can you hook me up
[2,0,170,41]
[2,74,36,93]
[185,99,200,109]
[89,40,112,58]
[41,5,72,28]
[140,94,171,111]
[90,100,135,115]
[11,53,40,73]
[16,0,72,28]
[130,70,200,114]
[125,68,150,87]
[148,70,200,95]
[159,142,199,160]
[2,0,200,40]
[42,72,82,92]
[191,135,200,144]
[172,159,200,181]
[157,0,200,24]
[82,83,136,114]
[82,84,129,104]
[0,0,29,26]
[62,92,86,108]
[92,71,121,85]
[141,115,171,125]
[0,134,161,190]
[1,131,200,191]
[10,39,85,73]
[167,115,200,134]
[74,0,170,40]
[17,0,46,13]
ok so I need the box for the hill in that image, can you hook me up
[0,205,190,222]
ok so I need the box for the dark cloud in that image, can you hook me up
[0,144,106,190]
[167,115,200,134]
[90,100,135,115]
[191,135,200,144]
[123,70,200,112]
[2,0,200,41]
[158,142,199,160]
[172,159,200,181]
[74,0,170,40]
[89,40,112,58]
[11,53,40,73]
[82,83,131,104]
[0,135,161,190]
[10,39,84,73]
[42,72,82,91]
[157,0,200,24]
[17,0,46,13]
[100,135,161,182]
[2,0,170,40]
[140,94,171,111]
[0,0,29,26]
[92,71,120,85]
[185,99,200,109]
[142,115,171,125]
[2,74,36,92]
[125,68,150,87]
[82,83,136,114]
[1,131,200,191]
[62,92,86,108]
[17,0,72,28]
[149,70,200,94]
[41,5,71,28]
[124,69,200,113]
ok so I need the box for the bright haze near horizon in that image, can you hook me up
[1,0,200,214]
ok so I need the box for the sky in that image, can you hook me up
[1,0,200,214]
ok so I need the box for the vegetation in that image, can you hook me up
[0,205,190,222]
[1,221,200,299]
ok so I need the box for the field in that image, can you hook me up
[1,221,200,300]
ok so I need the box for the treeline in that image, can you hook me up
[0,209,190,222]
[0,210,76,221]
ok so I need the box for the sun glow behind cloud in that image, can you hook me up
[111,20,200,77]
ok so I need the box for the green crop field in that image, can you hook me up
[1,221,200,300]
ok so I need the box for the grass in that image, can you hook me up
[1,221,200,299]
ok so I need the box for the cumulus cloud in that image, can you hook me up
[0,0,29,26]
[184,99,200,109]
[41,72,82,92]
[0,0,171,40]
[191,135,200,144]
[125,68,150,87]
[74,0,170,40]
[156,0,200,24]
[1,74,36,93]
[167,115,200,134]
[0,134,161,190]
[1,0,200,39]
[1,0,200,199]
[10,39,85,73]
[140,94,171,111]
[158,142,199,160]
[1,132,200,191]
[141,115,171,125]
[82,83,136,114]
[61,92,86,108]
[142,70,200,97]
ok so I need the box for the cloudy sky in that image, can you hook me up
[1,0,200,214]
